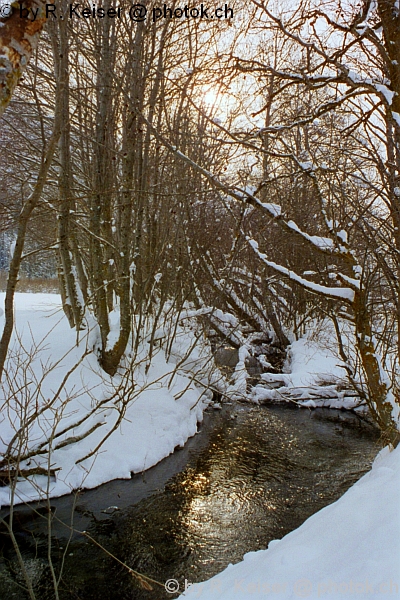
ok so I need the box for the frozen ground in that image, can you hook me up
[181,444,400,599]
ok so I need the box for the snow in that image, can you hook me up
[347,69,366,84]
[298,160,314,171]
[181,444,400,599]
[9,238,16,259]
[283,336,344,389]
[392,112,400,127]
[337,272,360,289]
[375,84,395,105]
[261,202,281,217]
[286,221,334,251]
[105,305,120,351]
[250,332,361,410]
[0,294,215,507]
[185,305,244,347]
[227,344,250,399]
[247,239,355,302]
[336,229,348,243]
[239,185,257,199]
[345,72,396,106]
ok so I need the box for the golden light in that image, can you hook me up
[202,86,219,107]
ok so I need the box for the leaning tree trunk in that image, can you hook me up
[377,0,400,408]
[0,4,66,379]
[0,124,62,380]
[353,288,400,447]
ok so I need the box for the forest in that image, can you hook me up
[0,0,399,598]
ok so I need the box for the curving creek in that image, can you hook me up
[0,403,380,599]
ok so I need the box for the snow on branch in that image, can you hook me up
[247,238,355,303]
[141,111,349,260]
[287,220,334,250]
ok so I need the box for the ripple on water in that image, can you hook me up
[0,405,380,599]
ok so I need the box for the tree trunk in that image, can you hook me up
[56,4,84,330]
[0,129,61,379]
[353,288,399,446]
[0,1,53,117]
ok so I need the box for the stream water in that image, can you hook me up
[0,404,380,599]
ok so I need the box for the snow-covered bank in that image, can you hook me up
[181,444,400,599]
[250,334,367,411]
[0,294,218,507]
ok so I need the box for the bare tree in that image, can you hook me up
[137,0,400,442]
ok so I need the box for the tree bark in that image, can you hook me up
[0,128,61,379]
[0,1,53,117]
[56,3,84,329]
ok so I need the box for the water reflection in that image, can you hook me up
[0,405,380,599]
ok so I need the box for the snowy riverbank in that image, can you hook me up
[0,293,217,507]
[180,443,400,600]
[1,294,398,600]
[0,294,378,508]
[249,329,369,412]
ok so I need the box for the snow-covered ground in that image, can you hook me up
[4,294,354,509]
[1,294,399,599]
[249,330,367,411]
[0,293,219,507]
[181,444,400,599]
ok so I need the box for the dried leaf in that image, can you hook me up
[135,575,154,591]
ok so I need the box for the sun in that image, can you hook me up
[202,86,219,107]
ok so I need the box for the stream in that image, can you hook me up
[0,404,380,599]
